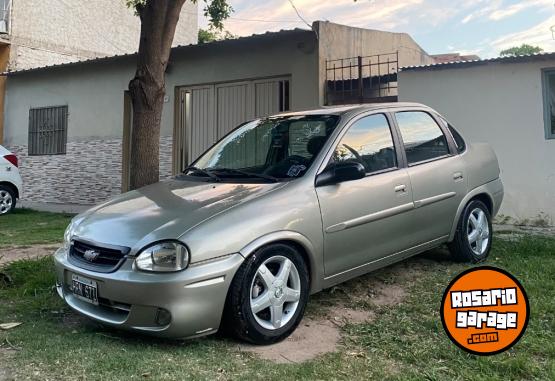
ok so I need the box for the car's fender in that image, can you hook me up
[448,178,504,241]
[239,230,324,294]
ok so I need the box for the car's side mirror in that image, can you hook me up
[315,162,366,187]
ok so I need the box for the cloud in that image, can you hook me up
[461,0,502,24]
[462,0,552,24]
[491,15,555,54]
[217,0,431,36]
[491,0,553,21]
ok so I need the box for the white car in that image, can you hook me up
[0,145,22,215]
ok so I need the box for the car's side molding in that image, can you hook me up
[325,191,457,234]
[448,178,503,241]
[326,202,414,233]
[239,230,323,293]
[414,191,457,209]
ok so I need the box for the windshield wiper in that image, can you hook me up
[183,166,221,182]
[209,168,279,182]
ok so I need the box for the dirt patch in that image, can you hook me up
[239,319,341,364]
[370,284,407,307]
[328,306,375,326]
[239,255,447,364]
[0,244,59,266]
[0,348,15,381]
[61,312,94,330]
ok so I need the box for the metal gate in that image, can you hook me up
[175,77,290,172]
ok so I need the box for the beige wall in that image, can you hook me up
[316,21,434,105]
[399,61,555,223]
[7,0,198,71]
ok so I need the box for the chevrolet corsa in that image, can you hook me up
[54,103,504,344]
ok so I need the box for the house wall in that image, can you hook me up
[3,31,319,205]
[399,60,555,223]
[7,0,198,71]
[316,22,434,105]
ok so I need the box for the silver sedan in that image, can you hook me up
[54,103,503,344]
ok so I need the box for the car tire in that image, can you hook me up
[225,243,309,345]
[448,200,492,263]
[0,185,16,215]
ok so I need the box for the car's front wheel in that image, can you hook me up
[448,199,492,262]
[0,185,16,215]
[225,243,309,344]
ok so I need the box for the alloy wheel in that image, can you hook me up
[0,190,13,215]
[466,208,490,256]
[249,255,302,330]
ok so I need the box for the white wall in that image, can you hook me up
[399,60,555,223]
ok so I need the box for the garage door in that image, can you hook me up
[175,77,291,171]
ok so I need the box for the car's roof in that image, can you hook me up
[275,102,432,118]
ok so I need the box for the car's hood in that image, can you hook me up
[72,178,287,251]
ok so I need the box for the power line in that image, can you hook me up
[182,10,304,24]
[225,17,304,23]
[287,0,312,30]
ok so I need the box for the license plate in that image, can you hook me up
[71,274,98,305]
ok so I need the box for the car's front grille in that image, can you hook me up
[68,239,130,273]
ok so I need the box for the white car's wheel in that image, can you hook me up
[225,243,309,344]
[0,185,16,215]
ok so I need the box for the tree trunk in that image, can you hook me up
[128,0,186,190]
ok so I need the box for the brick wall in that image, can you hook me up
[9,136,174,205]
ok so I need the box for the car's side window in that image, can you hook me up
[438,116,466,154]
[331,114,397,174]
[395,111,450,165]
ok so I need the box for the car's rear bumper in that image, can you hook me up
[491,179,504,217]
[53,248,244,339]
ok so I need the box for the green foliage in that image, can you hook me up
[125,0,145,14]
[125,0,145,7]
[203,0,233,30]
[124,0,232,30]
[198,27,236,43]
[1,236,554,379]
[500,44,543,57]
[0,209,73,247]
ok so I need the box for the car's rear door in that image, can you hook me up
[316,112,416,277]
[392,109,467,244]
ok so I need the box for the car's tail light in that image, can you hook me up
[3,154,18,168]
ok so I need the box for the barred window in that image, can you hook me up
[28,106,68,155]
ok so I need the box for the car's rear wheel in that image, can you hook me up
[0,185,16,215]
[225,243,309,344]
[448,199,492,263]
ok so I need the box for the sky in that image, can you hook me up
[197,0,555,58]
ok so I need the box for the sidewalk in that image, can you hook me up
[17,201,92,214]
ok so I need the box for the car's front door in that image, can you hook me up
[393,110,467,243]
[316,113,416,277]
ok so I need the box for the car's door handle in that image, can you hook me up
[453,172,464,181]
[394,184,407,193]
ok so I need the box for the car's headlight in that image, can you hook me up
[62,221,76,251]
[135,241,190,272]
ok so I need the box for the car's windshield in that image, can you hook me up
[185,115,340,182]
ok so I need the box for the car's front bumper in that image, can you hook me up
[53,248,244,339]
